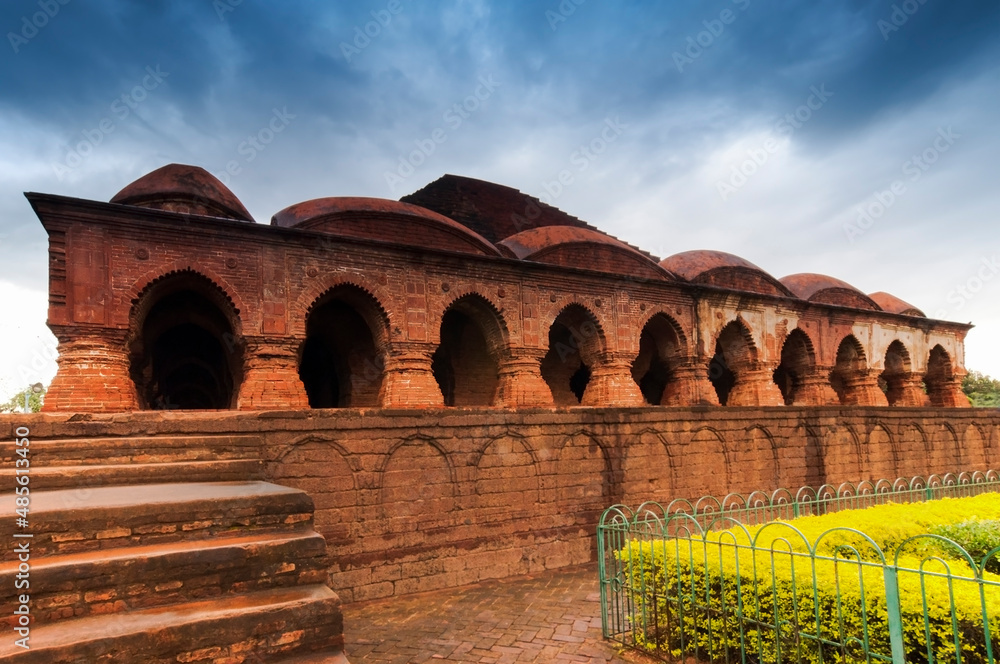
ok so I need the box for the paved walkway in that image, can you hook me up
[341,565,638,663]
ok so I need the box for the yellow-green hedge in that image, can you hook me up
[619,495,1000,664]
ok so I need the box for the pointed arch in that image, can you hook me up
[432,293,510,406]
[879,340,912,406]
[541,303,607,405]
[632,312,687,405]
[300,283,390,408]
[773,329,817,405]
[830,335,868,405]
[127,269,244,410]
[708,319,758,405]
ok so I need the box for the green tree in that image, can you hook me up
[962,370,1000,408]
[0,385,46,413]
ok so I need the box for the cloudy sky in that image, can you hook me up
[0,0,998,402]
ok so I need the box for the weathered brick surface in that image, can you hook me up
[6,407,996,604]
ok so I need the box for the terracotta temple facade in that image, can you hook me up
[4,164,993,662]
[27,164,972,415]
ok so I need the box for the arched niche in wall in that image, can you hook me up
[708,320,756,406]
[432,294,507,407]
[773,329,816,405]
[631,313,685,405]
[540,304,605,405]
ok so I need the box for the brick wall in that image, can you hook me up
[10,407,999,603]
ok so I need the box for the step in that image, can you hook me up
[0,482,315,557]
[0,458,264,490]
[0,529,329,627]
[272,650,351,663]
[0,584,344,663]
[0,434,262,466]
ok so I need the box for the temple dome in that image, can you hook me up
[271,197,501,257]
[868,291,925,317]
[110,164,253,221]
[659,250,793,297]
[780,273,881,311]
[499,226,673,281]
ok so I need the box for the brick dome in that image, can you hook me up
[110,163,253,221]
[499,226,673,281]
[659,250,793,297]
[780,273,881,311]
[868,291,925,317]
[271,197,501,257]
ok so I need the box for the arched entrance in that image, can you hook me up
[773,329,815,405]
[708,321,755,406]
[829,335,868,405]
[631,313,683,405]
[925,345,956,407]
[129,272,242,410]
[300,285,387,408]
[432,295,505,406]
[879,340,912,406]
[541,305,603,405]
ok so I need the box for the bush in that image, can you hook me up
[932,519,1000,573]
[619,495,1000,664]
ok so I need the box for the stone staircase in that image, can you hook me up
[0,432,348,663]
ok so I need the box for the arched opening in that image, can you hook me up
[300,286,386,408]
[129,273,242,410]
[879,340,911,406]
[925,345,955,407]
[432,295,505,406]
[773,330,815,405]
[631,313,683,405]
[829,335,867,405]
[708,321,755,406]
[541,305,603,405]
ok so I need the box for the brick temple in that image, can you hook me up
[2,163,994,662]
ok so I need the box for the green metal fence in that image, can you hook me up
[599,471,1000,663]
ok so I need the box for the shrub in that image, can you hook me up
[932,519,1000,574]
[618,495,1000,664]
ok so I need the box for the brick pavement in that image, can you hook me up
[341,564,637,663]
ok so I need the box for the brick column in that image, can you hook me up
[379,342,444,408]
[581,352,645,407]
[237,338,309,410]
[792,366,840,406]
[842,371,889,406]
[727,365,785,407]
[889,372,931,407]
[496,348,553,408]
[663,363,720,406]
[927,374,971,408]
[43,327,139,412]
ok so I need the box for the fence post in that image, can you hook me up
[883,567,906,664]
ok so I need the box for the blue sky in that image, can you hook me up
[1,0,998,400]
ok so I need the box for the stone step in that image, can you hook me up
[0,529,329,627]
[0,434,262,466]
[0,482,314,557]
[0,458,264,490]
[0,584,344,663]
[272,650,352,663]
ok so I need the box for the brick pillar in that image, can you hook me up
[927,374,971,408]
[496,348,553,408]
[890,372,931,407]
[663,363,720,406]
[43,327,139,412]
[379,342,444,408]
[237,338,309,410]
[793,366,840,406]
[842,371,890,406]
[581,352,645,407]
[727,365,785,407]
